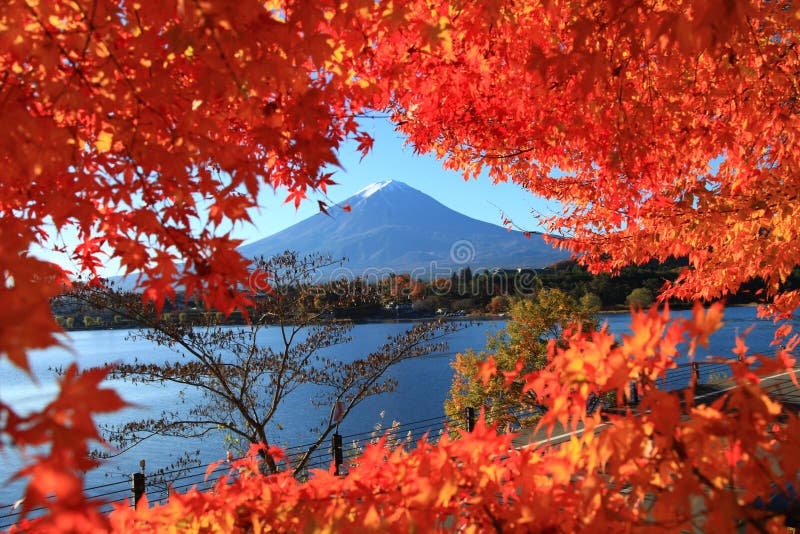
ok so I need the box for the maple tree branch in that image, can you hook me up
[353,113,392,120]
[191,0,246,94]
[482,504,505,533]
[104,45,173,130]
[23,4,107,112]
[76,0,98,61]
[482,147,536,160]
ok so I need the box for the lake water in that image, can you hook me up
[0,305,793,510]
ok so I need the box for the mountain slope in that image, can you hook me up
[239,180,570,277]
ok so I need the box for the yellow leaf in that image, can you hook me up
[363,505,381,528]
[436,479,458,506]
[95,131,113,153]
[95,40,109,58]
[48,15,68,30]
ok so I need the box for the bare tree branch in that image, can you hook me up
[71,250,462,476]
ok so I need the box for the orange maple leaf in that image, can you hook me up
[478,356,497,385]
[683,301,725,355]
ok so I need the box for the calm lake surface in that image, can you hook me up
[0,305,794,507]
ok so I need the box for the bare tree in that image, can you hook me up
[73,251,459,476]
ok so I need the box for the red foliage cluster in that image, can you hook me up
[3,1,800,531]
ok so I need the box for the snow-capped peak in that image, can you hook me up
[354,180,395,199]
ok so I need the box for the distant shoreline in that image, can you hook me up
[53,313,504,333]
[51,302,767,333]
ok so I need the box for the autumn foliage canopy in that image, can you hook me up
[2,0,800,531]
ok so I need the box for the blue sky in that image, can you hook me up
[242,117,557,245]
[34,118,556,275]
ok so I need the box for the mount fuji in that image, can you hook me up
[239,180,570,277]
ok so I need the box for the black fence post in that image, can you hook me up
[131,459,145,509]
[630,382,639,404]
[332,433,343,476]
[465,406,476,432]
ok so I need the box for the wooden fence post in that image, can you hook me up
[465,406,476,432]
[131,459,145,509]
[332,433,343,476]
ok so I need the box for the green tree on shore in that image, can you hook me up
[445,288,596,429]
[626,287,654,308]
